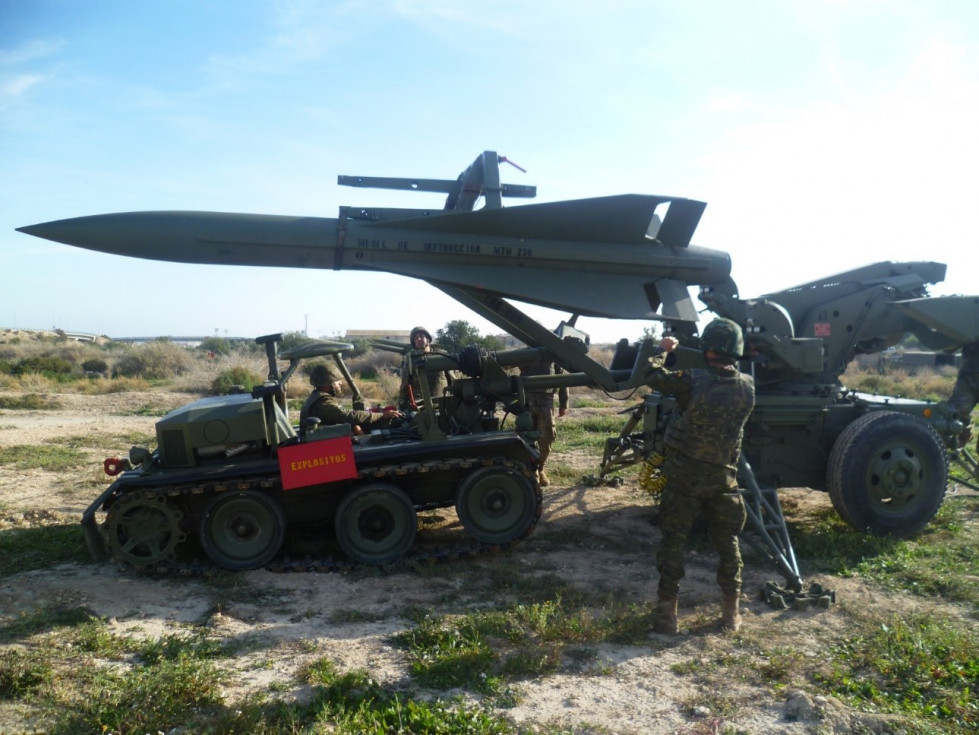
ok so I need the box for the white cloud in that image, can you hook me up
[0,73,45,100]
[0,39,64,66]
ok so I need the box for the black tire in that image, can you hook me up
[199,491,286,570]
[455,466,538,545]
[335,483,417,565]
[826,411,947,537]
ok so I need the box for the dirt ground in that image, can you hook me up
[0,391,967,734]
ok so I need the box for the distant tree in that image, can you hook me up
[435,320,503,353]
[639,324,660,342]
[278,331,310,353]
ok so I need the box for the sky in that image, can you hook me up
[2,0,978,345]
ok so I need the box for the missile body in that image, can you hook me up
[18,194,733,322]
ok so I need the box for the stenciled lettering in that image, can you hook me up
[423,241,482,255]
[290,453,349,472]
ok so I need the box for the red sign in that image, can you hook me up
[278,436,358,490]
[814,322,832,337]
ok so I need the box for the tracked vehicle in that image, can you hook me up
[84,335,544,571]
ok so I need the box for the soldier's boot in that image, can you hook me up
[652,594,678,635]
[538,470,550,487]
[721,593,742,632]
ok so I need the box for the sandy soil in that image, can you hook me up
[0,390,967,734]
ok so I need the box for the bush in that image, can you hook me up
[348,350,401,380]
[112,341,193,380]
[211,366,263,395]
[81,358,108,374]
[197,337,232,357]
[13,355,74,376]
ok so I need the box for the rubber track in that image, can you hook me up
[104,455,543,576]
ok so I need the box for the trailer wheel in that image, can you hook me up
[827,411,947,537]
[200,491,286,570]
[335,483,417,565]
[456,467,537,544]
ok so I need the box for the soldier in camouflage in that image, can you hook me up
[301,363,403,435]
[948,341,979,453]
[397,326,449,411]
[646,318,755,634]
[519,359,569,487]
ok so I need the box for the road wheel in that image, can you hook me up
[827,411,947,537]
[455,466,538,545]
[199,491,286,570]
[335,483,416,565]
[104,493,185,567]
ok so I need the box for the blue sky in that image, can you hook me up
[2,0,978,344]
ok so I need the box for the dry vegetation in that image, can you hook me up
[0,329,976,734]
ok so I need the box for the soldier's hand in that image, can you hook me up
[659,337,679,353]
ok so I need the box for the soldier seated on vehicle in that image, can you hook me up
[300,363,403,436]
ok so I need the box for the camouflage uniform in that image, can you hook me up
[397,326,449,411]
[301,363,398,433]
[647,354,755,598]
[948,342,979,449]
[300,391,398,433]
[397,358,448,411]
[520,360,569,479]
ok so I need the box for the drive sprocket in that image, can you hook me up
[104,492,185,569]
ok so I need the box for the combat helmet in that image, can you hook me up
[309,362,343,388]
[410,326,433,343]
[700,318,744,362]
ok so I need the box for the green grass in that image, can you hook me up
[394,597,654,698]
[553,413,628,452]
[0,524,88,578]
[51,429,155,449]
[786,498,979,613]
[0,394,62,410]
[0,604,99,645]
[0,444,87,471]
[0,607,515,735]
[816,612,979,732]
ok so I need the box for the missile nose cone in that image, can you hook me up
[16,223,47,237]
[16,217,88,246]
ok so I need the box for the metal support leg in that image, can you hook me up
[737,454,804,593]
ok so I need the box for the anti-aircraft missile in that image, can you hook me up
[16,152,735,324]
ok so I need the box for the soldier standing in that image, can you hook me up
[948,341,979,452]
[397,326,448,411]
[646,318,755,634]
[301,363,402,435]
[520,359,568,487]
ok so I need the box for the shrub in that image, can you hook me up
[81,358,108,374]
[112,341,193,380]
[197,337,232,357]
[348,350,401,380]
[211,366,263,395]
[12,355,74,376]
